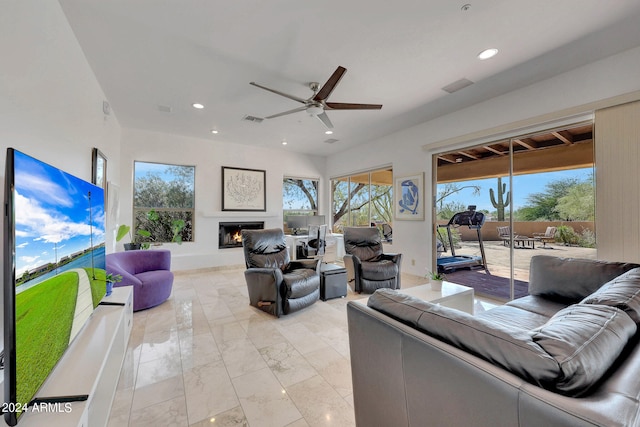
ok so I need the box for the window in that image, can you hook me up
[282,177,319,231]
[133,161,194,244]
[331,167,393,237]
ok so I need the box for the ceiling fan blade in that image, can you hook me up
[325,102,383,110]
[250,82,307,104]
[316,112,334,129]
[313,66,347,102]
[265,106,308,119]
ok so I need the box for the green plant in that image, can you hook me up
[489,177,510,221]
[116,223,151,248]
[556,225,579,246]
[171,218,186,244]
[115,224,132,243]
[118,210,186,249]
[105,273,122,283]
[578,227,596,248]
[427,271,446,281]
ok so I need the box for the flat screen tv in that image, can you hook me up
[3,148,107,425]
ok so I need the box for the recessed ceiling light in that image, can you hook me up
[325,130,333,135]
[192,103,204,109]
[282,141,287,145]
[210,129,218,134]
[478,48,498,60]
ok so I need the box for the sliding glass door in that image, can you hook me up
[434,122,595,301]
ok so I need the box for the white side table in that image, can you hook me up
[397,281,474,314]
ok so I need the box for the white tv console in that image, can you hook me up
[14,286,133,427]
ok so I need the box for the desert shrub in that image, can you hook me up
[556,225,579,246]
[578,227,596,248]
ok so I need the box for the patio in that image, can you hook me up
[441,240,597,300]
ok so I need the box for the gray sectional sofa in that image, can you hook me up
[347,255,640,426]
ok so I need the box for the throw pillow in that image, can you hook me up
[582,268,640,324]
[532,303,636,396]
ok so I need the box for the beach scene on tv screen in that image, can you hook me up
[13,150,107,412]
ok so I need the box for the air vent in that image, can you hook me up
[324,138,339,144]
[242,115,264,123]
[157,105,172,113]
[442,78,474,94]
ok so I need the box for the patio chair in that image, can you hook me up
[533,226,557,248]
[496,226,511,246]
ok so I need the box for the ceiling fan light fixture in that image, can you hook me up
[192,103,205,109]
[478,48,498,60]
[325,130,333,135]
[306,105,324,116]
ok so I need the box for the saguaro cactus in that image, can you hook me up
[490,177,510,221]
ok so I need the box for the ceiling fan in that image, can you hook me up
[249,66,382,129]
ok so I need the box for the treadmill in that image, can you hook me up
[437,205,488,273]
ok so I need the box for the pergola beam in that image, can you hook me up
[437,142,593,183]
[552,130,574,145]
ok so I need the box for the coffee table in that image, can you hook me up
[397,281,474,314]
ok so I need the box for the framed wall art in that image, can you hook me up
[394,172,424,221]
[222,166,266,211]
[91,148,107,191]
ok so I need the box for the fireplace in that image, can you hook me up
[218,221,264,249]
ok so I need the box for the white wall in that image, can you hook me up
[118,128,325,270]
[327,45,640,277]
[0,3,122,353]
[0,2,122,183]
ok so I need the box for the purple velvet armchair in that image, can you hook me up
[106,249,174,311]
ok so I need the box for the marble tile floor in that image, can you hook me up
[107,266,501,427]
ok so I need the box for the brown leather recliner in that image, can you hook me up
[241,228,320,317]
[343,227,402,293]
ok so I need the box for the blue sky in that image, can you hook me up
[13,150,105,276]
[437,167,593,213]
[134,161,194,184]
[135,161,174,179]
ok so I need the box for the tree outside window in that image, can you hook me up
[133,161,195,244]
[331,167,393,234]
[283,177,319,231]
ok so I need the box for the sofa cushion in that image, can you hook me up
[506,295,568,319]
[343,227,383,262]
[528,256,640,302]
[581,268,640,324]
[532,304,636,396]
[242,228,290,270]
[361,260,398,281]
[367,289,560,388]
[282,268,320,299]
[476,305,550,331]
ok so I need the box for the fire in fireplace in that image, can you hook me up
[219,221,264,249]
